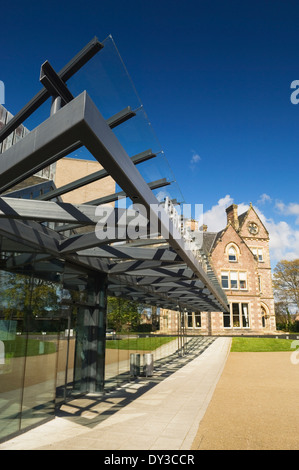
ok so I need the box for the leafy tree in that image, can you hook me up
[107,297,142,332]
[274,301,299,332]
[273,259,299,313]
[1,272,59,319]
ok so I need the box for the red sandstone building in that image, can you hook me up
[160,203,276,335]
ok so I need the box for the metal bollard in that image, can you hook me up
[130,353,140,377]
[143,353,154,377]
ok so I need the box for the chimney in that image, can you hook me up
[226,204,239,230]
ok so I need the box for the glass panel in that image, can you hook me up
[67,34,185,211]
[68,35,142,121]
[223,313,231,328]
[187,313,193,328]
[242,304,249,328]
[0,314,25,440]
[239,272,247,289]
[105,297,121,388]
[194,313,201,328]
[230,272,238,289]
[221,273,229,289]
[232,303,240,327]
[228,247,236,261]
[21,318,58,431]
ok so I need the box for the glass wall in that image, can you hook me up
[0,269,61,440]
[0,248,185,442]
[104,298,179,388]
[0,253,90,442]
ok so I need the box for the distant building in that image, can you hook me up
[160,203,276,335]
[0,104,115,204]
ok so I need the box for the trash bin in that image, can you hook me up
[143,353,154,377]
[130,353,140,376]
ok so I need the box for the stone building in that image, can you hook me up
[160,203,276,335]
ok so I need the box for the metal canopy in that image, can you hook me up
[0,37,228,314]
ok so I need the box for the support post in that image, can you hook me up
[73,273,107,394]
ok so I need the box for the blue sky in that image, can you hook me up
[1,0,299,266]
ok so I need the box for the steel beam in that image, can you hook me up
[76,245,182,262]
[0,91,228,312]
[0,37,103,143]
[40,60,74,105]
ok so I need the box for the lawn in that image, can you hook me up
[106,336,176,351]
[231,336,299,352]
[5,337,56,357]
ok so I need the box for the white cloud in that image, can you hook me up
[203,195,299,266]
[189,151,201,170]
[257,193,272,204]
[255,207,297,260]
[275,200,299,224]
[202,195,249,232]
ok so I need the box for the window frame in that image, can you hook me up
[228,246,237,262]
[252,247,264,262]
[186,312,201,329]
[221,270,247,291]
[223,302,250,329]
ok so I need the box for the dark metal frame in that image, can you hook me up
[0,37,228,315]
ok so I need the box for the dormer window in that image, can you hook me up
[228,246,237,262]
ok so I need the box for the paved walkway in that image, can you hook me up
[191,349,299,450]
[0,337,231,450]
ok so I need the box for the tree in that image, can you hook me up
[107,297,142,332]
[273,259,299,313]
[1,272,59,319]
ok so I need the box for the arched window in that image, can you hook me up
[261,305,269,328]
[228,246,237,262]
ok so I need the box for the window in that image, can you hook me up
[186,312,201,328]
[221,271,247,290]
[239,272,247,290]
[223,311,231,328]
[194,312,201,328]
[242,304,250,328]
[230,271,238,289]
[228,246,237,262]
[224,303,250,328]
[252,248,263,262]
[221,271,229,289]
[261,306,268,328]
[232,303,240,327]
[258,275,262,292]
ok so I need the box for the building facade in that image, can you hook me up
[160,203,276,335]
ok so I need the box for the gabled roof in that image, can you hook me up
[201,204,265,255]
[238,203,269,236]
[201,230,224,255]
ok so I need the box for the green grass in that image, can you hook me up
[4,337,56,357]
[231,337,298,352]
[106,336,176,351]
